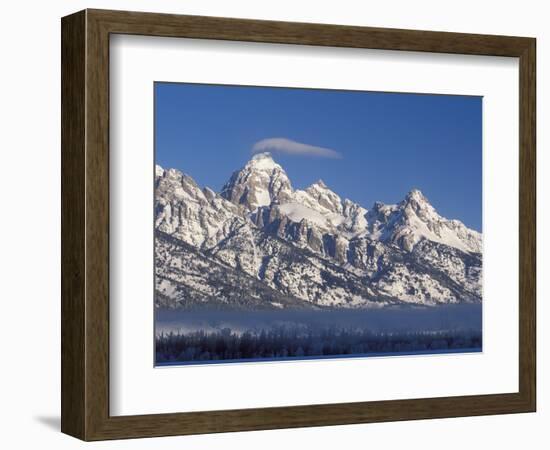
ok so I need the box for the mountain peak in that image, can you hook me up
[221,152,292,211]
[401,189,437,218]
[311,179,328,189]
[248,152,279,170]
[405,188,427,203]
[251,151,273,161]
[155,164,165,178]
[402,189,435,213]
[299,179,342,215]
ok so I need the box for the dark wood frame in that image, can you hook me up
[61,8,536,441]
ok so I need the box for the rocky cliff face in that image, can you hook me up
[155,153,482,310]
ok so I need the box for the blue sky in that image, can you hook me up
[155,82,482,231]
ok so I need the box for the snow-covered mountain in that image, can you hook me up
[155,153,482,310]
[221,152,293,211]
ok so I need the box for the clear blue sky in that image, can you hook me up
[155,82,482,231]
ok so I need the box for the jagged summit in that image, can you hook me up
[155,164,165,178]
[248,152,280,170]
[311,179,328,189]
[402,188,437,219]
[406,188,427,202]
[403,188,434,211]
[251,151,273,161]
[221,153,292,211]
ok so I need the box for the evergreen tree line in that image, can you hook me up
[156,326,482,363]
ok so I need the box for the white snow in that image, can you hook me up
[278,202,331,228]
[157,279,177,297]
[392,203,480,254]
[249,152,279,170]
[326,212,345,226]
[405,214,472,253]
[254,187,271,208]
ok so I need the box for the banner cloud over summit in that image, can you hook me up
[252,138,342,159]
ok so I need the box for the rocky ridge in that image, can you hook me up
[155,152,482,310]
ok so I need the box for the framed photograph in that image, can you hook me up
[61,9,536,441]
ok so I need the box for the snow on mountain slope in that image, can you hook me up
[340,199,368,236]
[367,189,482,254]
[256,178,368,261]
[293,180,343,215]
[288,179,367,232]
[155,153,482,309]
[156,232,317,310]
[411,239,482,300]
[205,227,390,308]
[277,202,333,229]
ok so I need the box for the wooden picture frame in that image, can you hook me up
[61,9,536,441]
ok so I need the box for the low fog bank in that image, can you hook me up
[156,304,482,336]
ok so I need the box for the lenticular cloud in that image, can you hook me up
[252,138,342,159]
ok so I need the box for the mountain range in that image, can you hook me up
[155,152,482,310]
